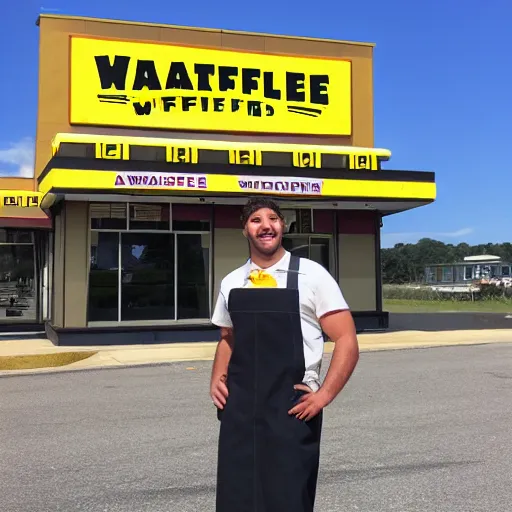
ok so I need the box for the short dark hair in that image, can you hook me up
[241,197,284,226]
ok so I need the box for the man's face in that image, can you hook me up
[244,207,284,256]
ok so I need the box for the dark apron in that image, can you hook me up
[216,256,323,512]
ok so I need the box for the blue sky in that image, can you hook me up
[1,0,509,248]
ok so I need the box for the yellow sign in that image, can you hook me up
[39,169,436,203]
[69,37,352,136]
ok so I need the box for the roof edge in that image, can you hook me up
[35,13,376,47]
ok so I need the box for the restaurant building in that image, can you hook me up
[0,14,436,344]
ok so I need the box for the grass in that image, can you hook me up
[0,351,98,371]
[384,299,512,314]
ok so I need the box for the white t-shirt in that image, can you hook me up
[211,250,350,391]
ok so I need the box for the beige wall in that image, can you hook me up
[338,234,376,311]
[35,15,374,177]
[52,202,89,328]
[52,211,65,327]
[213,228,248,302]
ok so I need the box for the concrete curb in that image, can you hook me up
[1,334,511,378]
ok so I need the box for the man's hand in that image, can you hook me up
[211,373,229,410]
[287,384,329,422]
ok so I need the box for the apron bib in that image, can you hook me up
[216,256,323,512]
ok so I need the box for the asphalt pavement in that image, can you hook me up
[1,343,512,512]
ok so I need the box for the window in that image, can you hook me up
[441,266,453,282]
[172,204,211,231]
[464,266,473,280]
[90,203,127,230]
[282,235,333,276]
[0,229,33,243]
[502,266,510,277]
[88,232,119,322]
[0,233,36,323]
[129,203,170,231]
[88,202,211,323]
[121,233,175,321]
[177,234,210,319]
[281,209,313,234]
[455,266,465,282]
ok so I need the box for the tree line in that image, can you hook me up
[381,239,512,284]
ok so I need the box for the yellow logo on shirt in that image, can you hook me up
[248,270,278,288]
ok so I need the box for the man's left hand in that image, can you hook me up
[288,384,329,422]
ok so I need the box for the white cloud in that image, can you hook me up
[0,138,35,178]
[382,227,474,248]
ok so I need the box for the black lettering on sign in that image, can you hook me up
[248,101,262,117]
[3,196,19,206]
[93,56,336,121]
[263,72,281,100]
[218,66,238,91]
[242,69,261,95]
[95,143,128,160]
[133,102,152,115]
[310,75,329,105]
[166,146,198,164]
[293,151,321,168]
[182,97,196,111]
[229,149,262,166]
[27,196,39,207]
[350,154,372,170]
[213,98,225,112]
[286,72,306,102]
[165,62,193,90]
[133,60,162,90]
[194,64,215,91]
[162,97,177,112]
[95,55,130,89]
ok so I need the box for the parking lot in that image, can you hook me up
[2,343,512,511]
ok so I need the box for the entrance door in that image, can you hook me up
[282,235,333,275]
[120,233,175,322]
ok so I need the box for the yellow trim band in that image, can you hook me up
[39,169,436,201]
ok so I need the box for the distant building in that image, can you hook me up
[425,255,511,291]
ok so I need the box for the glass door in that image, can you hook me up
[120,233,175,322]
[88,232,119,322]
[283,235,333,275]
[176,233,210,319]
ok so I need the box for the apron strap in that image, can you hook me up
[286,255,300,289]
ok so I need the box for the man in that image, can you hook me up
[210,197,359,512]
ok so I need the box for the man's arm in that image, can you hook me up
[288,310,359,421]
[210,327,234,410]
[317,309,359,405]
[289,309,359,421]
[289,263,359,421]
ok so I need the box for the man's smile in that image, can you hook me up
[257,232,276,243]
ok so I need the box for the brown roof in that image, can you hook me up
[36,13,376,48]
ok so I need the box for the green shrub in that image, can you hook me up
[383,283,512,304]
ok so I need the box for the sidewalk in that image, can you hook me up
[1,329,512,376]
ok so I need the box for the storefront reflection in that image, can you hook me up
[0,245,36,322]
